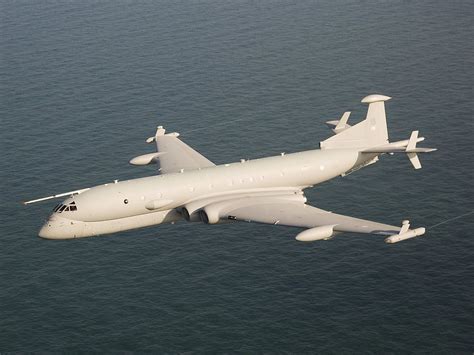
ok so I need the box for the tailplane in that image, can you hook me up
[321,94,436,169]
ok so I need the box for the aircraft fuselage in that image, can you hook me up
[39,148,370,239]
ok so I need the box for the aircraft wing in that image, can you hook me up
[213,196,425,243]
[225,201,401,236]
[130,126,215,174]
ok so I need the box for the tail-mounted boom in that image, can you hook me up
[362,130,436,169]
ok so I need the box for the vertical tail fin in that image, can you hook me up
[320,94,391,150]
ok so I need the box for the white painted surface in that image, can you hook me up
[30,95,436,243]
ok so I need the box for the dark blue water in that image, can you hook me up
[1,0,473,352]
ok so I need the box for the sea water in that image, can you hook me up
[1,1,473,352]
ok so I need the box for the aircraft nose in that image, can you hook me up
[38,215,79,240]
[38,222,54,239]
[38,218,64,239]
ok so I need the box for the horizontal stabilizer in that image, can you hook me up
[408,152,421,169]
[406,131,434,170]
[326,112,351,134]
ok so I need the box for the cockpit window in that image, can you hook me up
[54,202,78,213]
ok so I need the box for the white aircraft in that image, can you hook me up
[25,94,436,243]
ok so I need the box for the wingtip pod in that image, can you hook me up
[385,227,426,244]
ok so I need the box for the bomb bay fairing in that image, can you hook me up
[25,94,436,243]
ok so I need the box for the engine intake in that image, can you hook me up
[200,207,220,224]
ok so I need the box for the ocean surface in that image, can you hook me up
[1,0,473,352]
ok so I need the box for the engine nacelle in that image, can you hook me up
[181,207,201,222]
[200,206,221,224]
[295,225,335,242]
